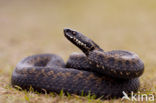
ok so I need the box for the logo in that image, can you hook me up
[121,91,155,102]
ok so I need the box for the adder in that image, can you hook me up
[11,28,144,99]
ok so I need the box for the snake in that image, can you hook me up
[11,28,144,99]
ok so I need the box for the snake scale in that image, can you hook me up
[11,28,144,99]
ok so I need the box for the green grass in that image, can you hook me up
[0,0,156,103]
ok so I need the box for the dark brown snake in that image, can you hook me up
[11,29,144,99]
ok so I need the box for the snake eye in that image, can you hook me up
[72,31,76,35]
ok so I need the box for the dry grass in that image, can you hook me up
[0,0,156,102]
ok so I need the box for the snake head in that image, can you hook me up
[64,28,103,55]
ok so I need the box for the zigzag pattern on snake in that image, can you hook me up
[11,28,144,99]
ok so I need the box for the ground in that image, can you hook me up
[0,0,156,103]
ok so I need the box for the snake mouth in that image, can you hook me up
[64,28,95,54]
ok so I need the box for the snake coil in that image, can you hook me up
[11,29,144,99]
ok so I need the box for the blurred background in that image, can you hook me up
[0,0,156,102]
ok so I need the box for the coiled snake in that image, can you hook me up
[11,29,144,99]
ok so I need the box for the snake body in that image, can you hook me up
[11,29,144,99]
